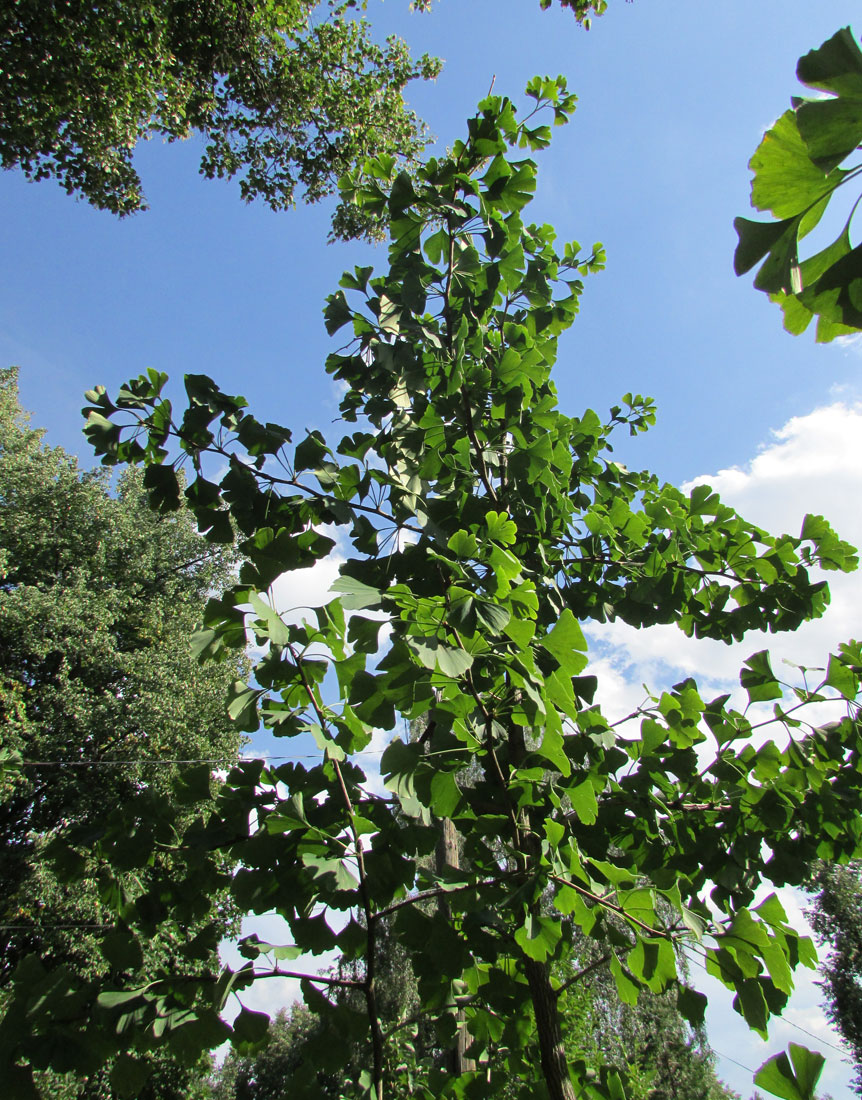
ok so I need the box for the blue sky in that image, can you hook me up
[6,0,862,479]
[5,1,862,1095]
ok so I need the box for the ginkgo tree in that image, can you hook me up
[4,79,862,1100]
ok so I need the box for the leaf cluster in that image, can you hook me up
[734,27,862,341]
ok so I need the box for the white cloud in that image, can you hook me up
[361,723,404,797]
[835,333,862,359]
[268,551,345,625]
[685,403,862,523]
[219,910,341,1024]
[242,535,347,662]
[588,402,862,725]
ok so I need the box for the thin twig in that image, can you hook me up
[267,969,363,990]
[554,952,612,998]
[373,875,509,922]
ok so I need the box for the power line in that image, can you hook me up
[0,923,115,931]
[712,1049,755,1075]
[685,945,850,1060]
[713,1022,851,1083]
[778,1015,850,1059]
[16,751,389,768]
[20,758,243,767]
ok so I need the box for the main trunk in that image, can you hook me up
[505,723,577,1100]
[524,956,577,1100]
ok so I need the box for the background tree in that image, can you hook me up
[0,367,248,1097]
[413,0,620,27]
[556,946,739,1100]
[0,0,441,237]
[805,862,862,1095]
[0,0,631,237]
[210,1005,338,1100]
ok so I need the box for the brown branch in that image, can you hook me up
[215,449,422,534]
[461,389,498,502]
[549,874,679,940]
[383,992,488,1041]
[439,207,497,502]
[562,549,772,589]
[372,875,508,922]
[488,738,522,850]
[267,969,363,990]
[553,952,611,999]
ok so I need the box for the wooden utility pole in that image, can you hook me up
[436,816,475,1075]
[411,715,475,1076]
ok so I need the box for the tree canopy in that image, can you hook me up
[805,862,862,1095]
[3,80,860,1100]
[0,0,630,236]
[0,0,440,237]
[413,0,617,25]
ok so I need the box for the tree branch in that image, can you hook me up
[373,875,509,922]
[553,952,611,998]
[266,968,364,989]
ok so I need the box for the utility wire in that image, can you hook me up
[686,945,850,1059]
[712,1049,755,1075]
[16,751,388,767]
[776,1016,850,1058]
[0,923,115,931]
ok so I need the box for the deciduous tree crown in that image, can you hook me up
[2,71,860,1100]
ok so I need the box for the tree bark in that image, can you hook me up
[524,956,578,1100]
[504,722,577,1100]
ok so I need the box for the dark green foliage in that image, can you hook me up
[806,862,862,1095]
[0,368,247,1096]
[734,27,862,341]
[36,1052,218,1100]
[416,0,621,28]
[753,1043,826,1100]
[541,0,611,24]
[211,1006,341,1100]
[0,0,440,238]
[210,944,739,1100]
[6,84,862,1100]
